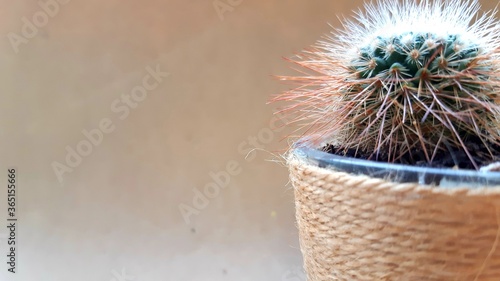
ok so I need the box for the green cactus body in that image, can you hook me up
[345,31,494,163]
[352,33,479,82]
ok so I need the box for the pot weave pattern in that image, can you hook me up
[289,157,500,281]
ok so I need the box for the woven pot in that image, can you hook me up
[289,146,500,281]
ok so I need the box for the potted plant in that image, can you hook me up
[273,0,500,280]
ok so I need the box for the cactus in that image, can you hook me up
[274,0,500,169]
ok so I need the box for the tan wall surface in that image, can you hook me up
[0,1,497,281]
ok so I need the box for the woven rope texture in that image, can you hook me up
[289,157,500,281]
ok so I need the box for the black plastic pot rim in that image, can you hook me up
[293,145,500,188]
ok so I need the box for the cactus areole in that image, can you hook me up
[275,0,500,170]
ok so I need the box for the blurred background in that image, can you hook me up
[0,1,498,280]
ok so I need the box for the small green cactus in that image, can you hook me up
[274,0,500,169]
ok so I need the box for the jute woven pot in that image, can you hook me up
[289,147,500,281]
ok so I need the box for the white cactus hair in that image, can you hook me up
[337,0,500,55]
[274,0,500,169]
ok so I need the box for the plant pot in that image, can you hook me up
[289,146,500,281]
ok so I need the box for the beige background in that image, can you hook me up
[0,1,497,281]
